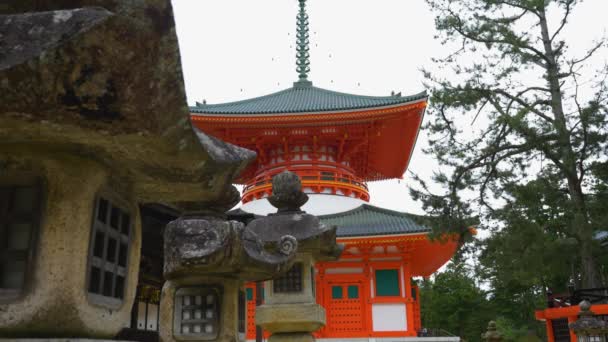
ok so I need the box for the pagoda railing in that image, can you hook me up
[417,327,458,338]
[242,165,369,203]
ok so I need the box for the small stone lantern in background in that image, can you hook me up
[247,171,343,342]
[569,300,608,342]
[482,321,503,342]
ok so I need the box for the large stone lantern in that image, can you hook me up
[247,171,343,342]
[569,300,608,342]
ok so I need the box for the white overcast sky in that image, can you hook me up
[172,0,608,215]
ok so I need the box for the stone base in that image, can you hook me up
[268,332,315,342]
[256,303,325,333]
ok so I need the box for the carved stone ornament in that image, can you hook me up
[267,170,309,213]
[247,170,343,261]
[163,212,298,281]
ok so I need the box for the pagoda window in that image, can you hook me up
[245,287,254,301]
[173,287,221,340]
[0,178,42,301]
[87,194,132,308]
[331,286,343,299]
[273,262,302,293]
[375,269,401,297]
[347,285,359,299]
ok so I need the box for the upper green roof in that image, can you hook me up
[318,204,430,237]
[190,83,427,115]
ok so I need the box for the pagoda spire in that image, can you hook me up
[295,0,311,85]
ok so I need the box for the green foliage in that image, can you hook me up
[420,264,546,342]
[415,0,608,288]
[494,317,537,342]
[420,263,494,342]
[415,0,608,339]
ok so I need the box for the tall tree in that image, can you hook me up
[416,0,608,287]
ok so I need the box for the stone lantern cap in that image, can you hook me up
[0,3,256,204]
[569,300,608,335]
[246,170,343,261]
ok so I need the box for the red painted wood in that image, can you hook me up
[190,101,426,184]
[323,277,368,337]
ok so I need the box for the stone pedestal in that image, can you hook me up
[256,303,325,333]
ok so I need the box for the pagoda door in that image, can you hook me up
[322,275,369,337]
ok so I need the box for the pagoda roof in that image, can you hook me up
[318,204,430,238]
[227,204,431,238]
[191,82,427,115]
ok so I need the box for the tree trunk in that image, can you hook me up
[538,7,601,288]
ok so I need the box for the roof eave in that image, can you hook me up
[189,92,428,117]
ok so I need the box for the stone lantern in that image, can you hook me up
[247,171,343,342]
[569,300,608,342]
[159,184,300,342]
[482,321,503,342]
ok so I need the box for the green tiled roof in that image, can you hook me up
[318,204,430,237]
[190,82,427,115]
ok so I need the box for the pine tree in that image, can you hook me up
[415,0,608,287]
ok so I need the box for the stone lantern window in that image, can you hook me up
[273,262,303,293]
[0,179,42,301]
[86,195,132,308]
[173,287,221,341]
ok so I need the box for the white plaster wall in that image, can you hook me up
[372,303,407,331]
[241,194,366,215]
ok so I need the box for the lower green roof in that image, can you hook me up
[318,204,430,237]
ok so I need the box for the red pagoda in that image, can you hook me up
[190,0,460,340]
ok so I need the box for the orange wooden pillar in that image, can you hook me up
[404,261,416,336]
[545,319,555,342]
[567,316,577,342]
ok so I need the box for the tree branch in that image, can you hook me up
[550,0,574,43]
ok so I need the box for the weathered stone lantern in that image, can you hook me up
[160,183,302,342]
[248,171,343,342]
[0,1,256,339]
[569,300,608,342]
